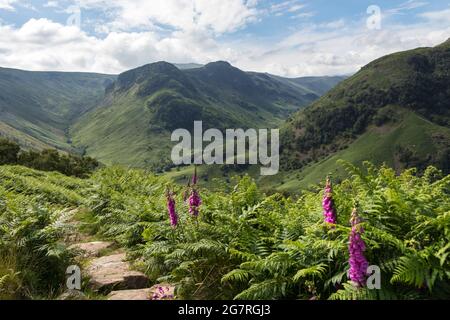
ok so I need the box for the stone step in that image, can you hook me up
[107,288,153,300]
[86,253,149,293]
[107,284,175,300]
[70,241,114,258]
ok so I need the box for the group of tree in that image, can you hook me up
[0,137,99,177]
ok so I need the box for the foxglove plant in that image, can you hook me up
[348,207,369,287]
[188,189,202,217]
[188,167,201,217]
[322,178,337,224]
[166,190,178,228]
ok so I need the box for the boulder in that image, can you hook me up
[86,253,149,293]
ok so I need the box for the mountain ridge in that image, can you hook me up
[70,61,344,169]
[279,39,450,183]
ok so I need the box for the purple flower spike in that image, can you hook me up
[188,188,202,217]
[166,191,178,228]
[322,178,337,224]
[348,208,369,287]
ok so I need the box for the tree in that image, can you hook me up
[0,138,20,165]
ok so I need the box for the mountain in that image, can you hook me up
[71,61,342,169]
[174,63,204,70]
[278,39,450,189]
[0,67,115,151]
[266,74,347,97]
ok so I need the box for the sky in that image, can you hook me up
[0,0,449,77]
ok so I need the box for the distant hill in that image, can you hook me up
[70,61,342,169]
[0,67,115,151]
[278,39,450,189]
[266,74,347,97]
[174,63,204,70]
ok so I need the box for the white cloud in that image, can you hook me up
[387,0,429,14]
[319,19,346,29]
[72,0,258,34]
[0,0,17,11]
[270,0,304,15]
[291,11,315,19]
[0,0,38,11]
[288,4,305,13]
[44,1,59,8]
[233,15,450,77]
[0,3,449,77]
[0,18,230,73]
[419,8,450,23]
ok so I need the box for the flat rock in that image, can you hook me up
[86,253,149,293]
[107,284,175,300]
[107,288,153,300]
[70,241,114,258]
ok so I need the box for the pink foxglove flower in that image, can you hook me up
[322,178,337,224]
[348,208,369,287]
[166,191,178,228]
[188,189,201,217]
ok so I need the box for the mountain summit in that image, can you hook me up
[70,61,344,169]
[280,39,450,183]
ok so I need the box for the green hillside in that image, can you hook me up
[279,39,450,188]
[271,109,449,191]
[0,67,115,151]
[71,61,342,169]
[165,108,449,192]
[267,74,347,97]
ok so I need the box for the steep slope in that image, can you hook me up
[0,67,115,151]
[280,39,450,185]
[71,61,342,169]
[267,74,347,97]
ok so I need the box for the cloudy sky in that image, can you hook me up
[0,0,449,76]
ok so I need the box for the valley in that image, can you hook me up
[2,0,450,304]
[0,35,449,304]
[0,67,115,152]
[0,61,344,174]
[0,40,449,191]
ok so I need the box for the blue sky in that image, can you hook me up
[0,0,449,76]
